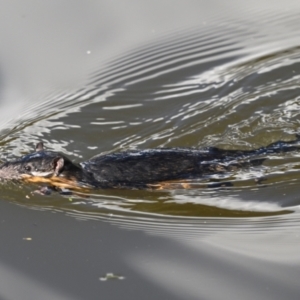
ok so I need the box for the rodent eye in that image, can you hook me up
[24,165,31,172]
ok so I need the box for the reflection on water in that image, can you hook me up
[1,0,300,225]
[1,1,300,299]
[1,24,300,219]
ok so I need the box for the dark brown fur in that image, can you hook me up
[0,137,299,190]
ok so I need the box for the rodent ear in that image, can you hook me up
[52,157,64,176]
[35,142,44,152]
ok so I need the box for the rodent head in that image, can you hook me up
[0,142,71,180]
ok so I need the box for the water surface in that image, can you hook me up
[0,1,300,299]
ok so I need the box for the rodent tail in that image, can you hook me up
[262,133,300,155]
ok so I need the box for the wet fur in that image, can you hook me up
[0,137,299,190]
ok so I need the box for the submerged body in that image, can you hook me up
[0,137,299,190]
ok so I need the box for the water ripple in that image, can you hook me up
[2,8,300,219]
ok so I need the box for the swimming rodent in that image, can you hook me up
[0,137,299,191]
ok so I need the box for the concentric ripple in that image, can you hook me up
[1,8,300,220]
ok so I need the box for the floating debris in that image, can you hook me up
[99,273,125,281]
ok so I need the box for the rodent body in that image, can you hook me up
[0,137,299,190]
